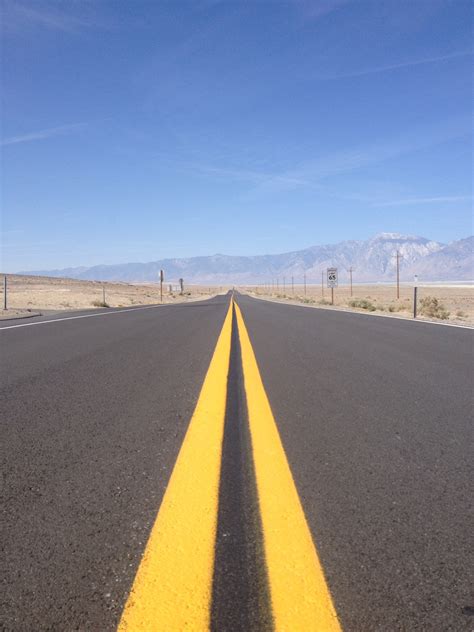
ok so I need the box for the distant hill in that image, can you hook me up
[21,233,473,284]
[403,236,473,281]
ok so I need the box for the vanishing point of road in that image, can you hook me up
[1,292,472,631]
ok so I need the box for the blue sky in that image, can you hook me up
[1,0,472,271]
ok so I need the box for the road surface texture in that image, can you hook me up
[1,292,472,631]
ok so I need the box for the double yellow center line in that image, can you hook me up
[118,297,341,631]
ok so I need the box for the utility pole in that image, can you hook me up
[304,272,307,296]
[391,250,403,299]
[349,266,353,297]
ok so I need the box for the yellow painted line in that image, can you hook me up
[118,298,233,631]
[234,302,342,631]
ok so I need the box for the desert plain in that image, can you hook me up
[244,282,474,326]
[0,274,223,319]
[1,274,472,326]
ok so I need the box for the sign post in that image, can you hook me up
[327,267,338,305]
[179,278,184,295]
[160,269,164,303]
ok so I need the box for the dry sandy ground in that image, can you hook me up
[243,283,474,326]
[0,275,226,319]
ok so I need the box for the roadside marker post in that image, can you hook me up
[413,275,418,319]
[327,267,338,306]
[397,251,400,299]
[160,269,164,303]
[102,285,106,305]
[3,275,7,310]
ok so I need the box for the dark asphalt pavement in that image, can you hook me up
[237,293,473,632]
[1,292,472,631]
[1,297,229,630]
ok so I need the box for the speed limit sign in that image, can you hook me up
[327,267,338,288]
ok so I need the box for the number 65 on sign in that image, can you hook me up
[327,268,338,288]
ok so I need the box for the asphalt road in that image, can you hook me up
[1,298,229,630]
[1,292,472,631]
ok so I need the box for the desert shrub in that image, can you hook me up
[419,296,450,320]
[319,299,331,305]
[301,297,315,304]
[456,310,466,318]
[348,298,376,311]
[388,304,405,313]
[91,300,110,308]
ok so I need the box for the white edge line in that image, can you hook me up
[247,293,474,330]
[0,304,163,331]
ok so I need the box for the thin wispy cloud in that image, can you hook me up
[378,195,472,207]
[1,123,86,147]
[326,50,472,80]
[3,1,112,34]
[241,116,472,199]
[191,164,309,188]
[295,0,350,22]
[171,116,471,202]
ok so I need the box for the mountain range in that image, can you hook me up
[22,233,473,284]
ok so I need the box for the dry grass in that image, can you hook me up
[0,274,226,316]
[244,283,474,325]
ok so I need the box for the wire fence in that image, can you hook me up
[1,273,472,325]
[242,277,473,325]
[0,274,217,315]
